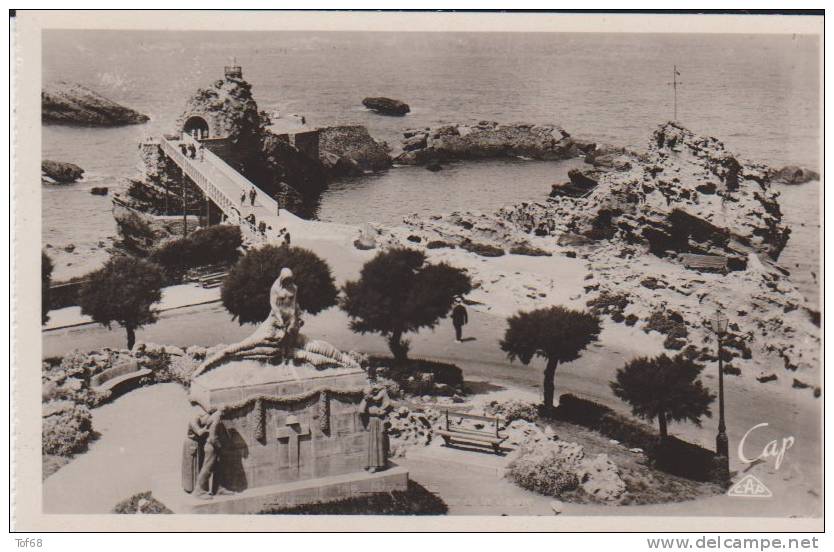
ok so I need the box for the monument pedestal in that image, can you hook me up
[153,465,409,514]
[179,358,407,512]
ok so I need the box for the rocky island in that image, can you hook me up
[41,160,84,184]
[395,121,587,165]
[42,81,150,126]
[362,96,410,116]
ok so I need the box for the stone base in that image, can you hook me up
[152,465,409,514]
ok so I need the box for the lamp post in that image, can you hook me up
[708,309,730,465]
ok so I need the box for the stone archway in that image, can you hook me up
[183,115,210,140]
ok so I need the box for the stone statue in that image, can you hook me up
[192,268,360,378]
[359,382,392,473]
[194,408,226,499]
[181,406,210,493]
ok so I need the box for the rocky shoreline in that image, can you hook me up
[374,122,820,396]
[42,81,149,126]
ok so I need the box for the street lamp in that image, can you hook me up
[707,308,730,464]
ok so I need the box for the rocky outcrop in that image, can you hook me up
[395,121,581,165]
[318,125,392,176]
[388,122,818,390]
[362,97,410,116]
[771,165,820,185]
[42,81,149,126]
[41,160,84,183]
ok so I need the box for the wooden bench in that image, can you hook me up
[681,253,728,274]
[198,270,227,289]
[90,360,152,399]
[436,410,507,454]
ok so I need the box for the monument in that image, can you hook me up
[155,268,407,514]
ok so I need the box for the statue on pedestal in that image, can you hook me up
[192,268,359,378]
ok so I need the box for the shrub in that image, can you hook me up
[426,240,455,250]
[506,445,580,497]
[586,291,630,318]
[113,491,173,514]
[368,357,463,391]
[644,309,688,339]
[150,225,242,277]
[461,241,505,257]
[222,245,338,324]
[509,244,552,257]
[42,402,93,456]
[485,399,539,423]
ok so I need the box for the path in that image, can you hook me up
[42,383,192,513]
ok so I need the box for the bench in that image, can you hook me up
[436,410,507,455]
[681,253,728,274]
[198,271,227,289]
[90,360,152,399]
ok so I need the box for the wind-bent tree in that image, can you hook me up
[78,256,164,349]
[221,245,338,324]
[341,247,472,361]
[500,306,602,412]
[42,251,54,325]
[610,353,715,440]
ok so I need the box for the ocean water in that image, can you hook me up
[41,30,820,302]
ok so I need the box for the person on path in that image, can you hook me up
[451,296,468,343]
[240,190,246,206]
[249,187,257,207]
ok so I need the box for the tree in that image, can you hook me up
[221,245,338,324]
[341,247,472,361]
[500,306,601,412]
[42,251,54,324]
[610,353,715,440]
[78,255,163,349]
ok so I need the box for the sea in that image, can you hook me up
[41,31,821,305]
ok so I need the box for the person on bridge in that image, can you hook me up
[188,144,197,159]
[249,187,257,207]
[198,144,205,161]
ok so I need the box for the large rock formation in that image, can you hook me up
[318,125,392,176]
[395,121,581,165]
[362,97,410,116]
[389,122,818,392]
[41,160,84,183]
[128,72,390,218]
[42,81,149,126]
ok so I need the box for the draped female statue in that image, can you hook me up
[192,268,359,379]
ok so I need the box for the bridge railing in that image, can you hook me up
[160,138,241,224]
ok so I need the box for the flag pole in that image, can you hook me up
[673,65,677,122]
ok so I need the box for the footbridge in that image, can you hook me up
[157,133,289,243]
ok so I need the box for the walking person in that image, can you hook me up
[240,190,246,206]
[451,296,468,343]
[249,187,257,207]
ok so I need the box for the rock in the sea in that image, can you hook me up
[362,97,410,116]
[771,165,820,185]
[395,121,578,165]
[41,160,84,183]
[42,81,149,126]
[318,125,392,176]
[90,187,109,196]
